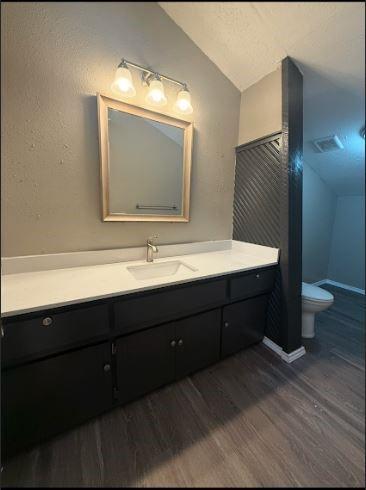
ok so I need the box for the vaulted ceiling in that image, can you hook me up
[160,2,365,196]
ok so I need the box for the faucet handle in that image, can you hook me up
[148,234,159,242]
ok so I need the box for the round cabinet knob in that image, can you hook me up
[256,274,260,279]
[178,339,184,347]
[42,317,53,327]
[224,322,229,328]
[103,364,111,372]
[170,340,176,348]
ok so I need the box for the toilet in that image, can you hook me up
[301,282,334,338]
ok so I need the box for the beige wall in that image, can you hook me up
[238,66,282,146]
[1,2,240,256]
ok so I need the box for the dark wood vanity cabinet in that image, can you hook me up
[174,309,221,379]
[116,322,176,404]
[2,342,113,456]
[113,279,226,334]
[229,268,276,301]
[1,265,276,458]
[115,309,221,404]
[222,295,269,357]
[1,304,109,367]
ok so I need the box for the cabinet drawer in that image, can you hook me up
[230,268,275,301]
[114,279,227,334]
[2,304,109,365]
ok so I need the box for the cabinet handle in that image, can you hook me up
[103,364,111,372]
[1,326,4,338]
[170,340,176,348]
[224,322,229,328]
[256,274,260,279]
[178,339,183,346]
[42,317,53,327]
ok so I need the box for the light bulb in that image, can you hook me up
[111,66,136,97]
[146,78,167,106]
[174,88,193,114]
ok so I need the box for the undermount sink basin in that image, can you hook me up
[127,260,197,281]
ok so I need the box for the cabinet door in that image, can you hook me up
[2,342,113,457]
[115,323,175,404]
[175,309,221,379]
[222,295,268,357]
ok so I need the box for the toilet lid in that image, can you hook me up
[302,282,334,302]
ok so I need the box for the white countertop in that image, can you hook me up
[1,240,279,317]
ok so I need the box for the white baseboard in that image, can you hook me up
[312,279,365,295]
[312,279,328,286]
[262,336,306,363]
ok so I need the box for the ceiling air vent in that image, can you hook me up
[312,135,344,153]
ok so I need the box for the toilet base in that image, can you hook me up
[302,311,315,338]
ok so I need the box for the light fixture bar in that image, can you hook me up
[119,58,187,89]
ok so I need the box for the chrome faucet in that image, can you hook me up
[146,235,159,262]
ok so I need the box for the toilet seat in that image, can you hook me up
[302,282,334,303]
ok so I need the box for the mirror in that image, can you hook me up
[97,94,193,222]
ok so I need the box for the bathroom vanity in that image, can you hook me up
[1,240,278,457]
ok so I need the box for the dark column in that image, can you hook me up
[233,56,303,353]
[280,57,303,353]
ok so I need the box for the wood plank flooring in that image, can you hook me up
[2,285,365,487]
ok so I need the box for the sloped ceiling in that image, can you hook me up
[160,2,365,196]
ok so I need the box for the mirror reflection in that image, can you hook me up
[108,108,184,216]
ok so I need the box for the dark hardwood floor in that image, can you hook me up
[2,285,365,487]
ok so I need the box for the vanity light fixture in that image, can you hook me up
[111,61,136,98]
[174,86,193,114]
[111,58,193,114]
[145,74,167,107]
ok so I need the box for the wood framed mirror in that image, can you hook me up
[97,94,193,222]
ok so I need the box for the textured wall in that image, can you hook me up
[302,162,337,283]
[328,195,365,289]
[1,2,240,256]
[238,67,282,146]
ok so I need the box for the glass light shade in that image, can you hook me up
[111,66,136,97]
[174,89,193,114]
[145,79,167,106]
